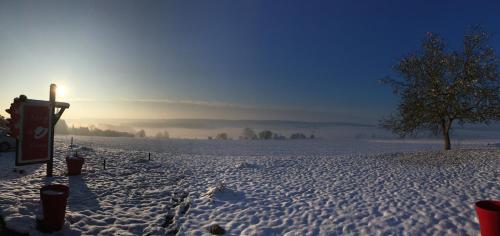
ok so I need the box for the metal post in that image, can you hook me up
[47,84,56,177]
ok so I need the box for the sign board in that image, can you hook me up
[16,100,52,165]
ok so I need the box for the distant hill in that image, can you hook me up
[121,119,376,129]
[65,118,375,130]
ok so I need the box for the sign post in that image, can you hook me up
[5,84,70,177]
[47,84,56,177]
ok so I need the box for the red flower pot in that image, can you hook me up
[475,200,500,236]
[66,156,84,176]
[40,184,69,232]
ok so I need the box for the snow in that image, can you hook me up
[0,136,499,235]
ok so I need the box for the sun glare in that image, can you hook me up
[57,85,67,97]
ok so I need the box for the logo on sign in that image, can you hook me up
[34,127,49,139]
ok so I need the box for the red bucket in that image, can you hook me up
[40,184,69,232]
[475,200,500,236]
[66,156,84,176]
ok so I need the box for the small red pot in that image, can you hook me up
[475,200,500,236]
[40,184,69,232]
[66,156,84,176]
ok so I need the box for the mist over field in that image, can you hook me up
[63,118,500,140]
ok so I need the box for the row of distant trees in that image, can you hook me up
[55,120,136,137]
[0,115,6,129]
[54,120,172,138]
[211,128,315,140]
[1,117,140,138]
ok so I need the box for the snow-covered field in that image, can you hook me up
[0,136,499,235]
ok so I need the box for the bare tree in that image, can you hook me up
[381,27,500,150]
[55,119,69,134]
[241,128,257,140]
[155,131,170,139]
[136,129,146,138]
[258,130,273,140]
[290,133,307,139]
[216,132,228,140]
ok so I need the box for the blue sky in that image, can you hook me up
[1,0,499,123]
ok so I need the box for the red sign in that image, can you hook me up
[16,100,52,165]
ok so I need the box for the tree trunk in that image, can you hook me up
[443,129,451,150]
[442,118,452,150]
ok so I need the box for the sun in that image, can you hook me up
[57,85,67,97]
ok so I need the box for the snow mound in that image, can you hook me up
[235,162,260,169]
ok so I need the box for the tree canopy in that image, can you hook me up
[381,27,500,150]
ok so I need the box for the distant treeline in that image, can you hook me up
[55,120,135,137]
[210,128,315,140]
